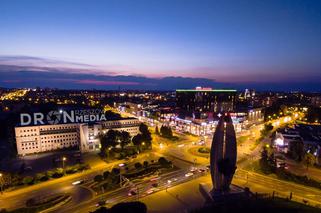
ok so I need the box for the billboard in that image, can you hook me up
[20,109,107,126]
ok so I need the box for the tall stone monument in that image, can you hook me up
[210,114,237,195]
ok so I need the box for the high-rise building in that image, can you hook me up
[176,87,237,119]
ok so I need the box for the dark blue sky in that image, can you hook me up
[0,0,321,89]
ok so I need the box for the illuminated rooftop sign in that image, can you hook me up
[176,89,237,92]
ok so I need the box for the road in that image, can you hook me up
[1,110,315,212]
[56,167,209,213]
[0,152,155,211]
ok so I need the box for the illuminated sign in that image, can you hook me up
[20,109,107,126]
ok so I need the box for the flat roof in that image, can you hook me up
[176,89,237,92]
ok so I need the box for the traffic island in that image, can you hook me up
[7,194,71,213]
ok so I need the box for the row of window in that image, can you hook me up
[41,134,78,139]
[21,142,77,151]
[20,134,37,137]
[21,142,38,146]
[22,146,38,150]
[40,125,77,131]
[41,137,78,143]
[20,129,37,133]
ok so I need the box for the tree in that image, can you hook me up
[111,168,120,184]
[143,161,149,168]
[261,123,273,137]
[94,175,104,182]
[155,126,160,135]
[139,123,152,146]
[100,130,118,156]
[0,172,13,191]
[259,147,274,174]
[132,134,143,150]
[111,168,120,176]
[158,157,170,167]
[139,123,149,135]
[160,125,173,138]
[134,162,143,170]
[304,153,316,170]
[289,140,304,162]
[132,124,152,151]
[23,176,34,185]
[103,171,110,179]
[120,131,131,150]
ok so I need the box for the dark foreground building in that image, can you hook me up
[176,87,236,119]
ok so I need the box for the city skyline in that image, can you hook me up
[1,0,321,91]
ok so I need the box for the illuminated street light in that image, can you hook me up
[166,180,172,192]
[62,157,67,175]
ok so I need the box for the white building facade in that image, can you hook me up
[15,118,141,155]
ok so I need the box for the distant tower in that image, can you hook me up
[210,114,237,194]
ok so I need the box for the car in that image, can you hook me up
[124,157,130,161]
[128,190,137,196]
[146,188,159,195]
[96,200,107,207]
[198,168,207,173]
[118,163,127,167]
[185,172,193,177]
[198,141,205,145]
[150,176,160,182]
[151,182,158,187]
[277,162,289,169]
[170,178,178,182]
[72,180,84,185]
[190,167,197,173]
[132,155,137,159]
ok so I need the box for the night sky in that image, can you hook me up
[0,0,320,90]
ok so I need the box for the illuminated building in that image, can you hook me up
[15,118,140,155]
[176,87,236,119]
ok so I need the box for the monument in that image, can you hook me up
[210,114,239,198]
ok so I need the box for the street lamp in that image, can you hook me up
[0,173,3,194]
[166,180,172,192]
[62,157,67,175]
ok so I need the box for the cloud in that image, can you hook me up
[0,56,320,91]
[75,79,141,86]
